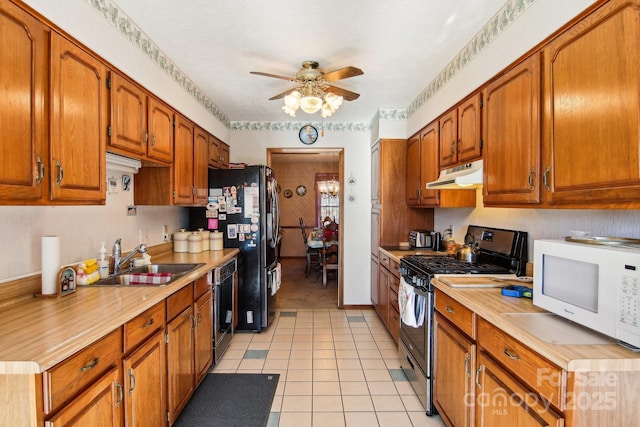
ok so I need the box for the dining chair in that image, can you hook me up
[299,217,321,276]
[322,237,339,287]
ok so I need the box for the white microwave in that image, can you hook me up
[533,239,640,349]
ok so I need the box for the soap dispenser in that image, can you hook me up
[97,242,109,279]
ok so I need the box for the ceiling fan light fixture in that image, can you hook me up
[324,92,343,110]
[282,105,297,117]
[284,90,301,109]
[321,102,335,118]
[299,95,323,114]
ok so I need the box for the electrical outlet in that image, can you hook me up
[140,227,149,244]
[163,225,170,242]
[246,311,253,324]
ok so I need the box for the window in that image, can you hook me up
[315,173,339,227]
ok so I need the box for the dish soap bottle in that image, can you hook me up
[97,242,109,279]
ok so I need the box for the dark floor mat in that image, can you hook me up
[173,373,279,427]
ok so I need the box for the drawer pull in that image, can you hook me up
[503,347,521,361]
[142,318,155,328]
[464,353,471,378]
[445,305,456,313]
[79,357,99,373]
[475,366,482,389]
[116,380,123,407]
[128,368,136,394]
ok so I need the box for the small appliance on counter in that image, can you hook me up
[409,230,440,250]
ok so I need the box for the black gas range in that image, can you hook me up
[398,225,528,416]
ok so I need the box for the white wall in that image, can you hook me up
[230,129,372,305]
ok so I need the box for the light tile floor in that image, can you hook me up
[211,308,444,427]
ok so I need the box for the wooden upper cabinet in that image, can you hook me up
[193,126,209,205]
[110,72,173,164]
[542,0,640,208]
[219,142,230,168]
[405,133,421,206]
[50,32,107,203]
[0,0,48,202]
[208,134,221,168]
[439,93,482,168]
[419,122,440,206]
[482,53,541,206]
[173,114,195,205]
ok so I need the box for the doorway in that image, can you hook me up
[267,148,344,308]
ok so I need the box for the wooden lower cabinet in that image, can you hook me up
[434,312,475,427]
[377,264,389,329]
[167,297,196,424]
[45,366,123,427]
[475,351,563,427]
[376,250,400,343]
[123,330,166,427]
[194,289,213,386]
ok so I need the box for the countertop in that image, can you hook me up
[379,246,449,262]
[0,247,239,374]
[432,279,640,372]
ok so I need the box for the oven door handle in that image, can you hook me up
[414,287,429,298]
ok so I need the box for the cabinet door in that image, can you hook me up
[377,266,389,326]
[123,330,166,427]
[370,256,379,310]
[167,306,195,423]
[370,210,380,258]
[45,366,123,427]
[0,0,48,201]
[458,93,482,163]
[439,109,458,167]
[50,32,107,203]
[173,114,195,205]
[147,96,174,163]
[419,122,440,206]
[193,127,209,206]
[542,0,640,207]
[208,134,221,168]
[482,53,541,206]
[371,141,381,204]
[475,352,563,427]
[194,289,213,385]
[405,133,421,206]
[434,313,475,427]
[109,72,147,156]
[219,143,230,168]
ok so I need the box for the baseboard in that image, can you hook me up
[341,304,374,310]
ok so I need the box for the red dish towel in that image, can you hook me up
[128,272,172,285]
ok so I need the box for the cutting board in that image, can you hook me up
[438,276,528,288]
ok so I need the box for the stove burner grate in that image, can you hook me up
[402,255,510,275]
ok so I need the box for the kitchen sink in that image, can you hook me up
[87,263,204,287]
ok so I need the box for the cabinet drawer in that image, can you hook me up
[477,317,565,409]
[43,328,123,415]
[434,289,475,339]
[389,288,399,313]
[388,258,400,278]
[389,274,399,294]
[124,300,166,353]
[167,283,194,321]
[378,250,390,269]
[193,273,210,299]
[389,305,400,344]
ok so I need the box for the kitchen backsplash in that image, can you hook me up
[0,170,186,283]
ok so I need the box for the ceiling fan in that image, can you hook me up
[250,60,363,117]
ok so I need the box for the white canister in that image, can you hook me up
[173,229,189,253]
[198,228,210,251]
[188,232,202,253]
[210,231,223,251]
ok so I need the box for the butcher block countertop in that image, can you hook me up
[0,245,239,374]
[379,246,447,261]
[432,279,640,372]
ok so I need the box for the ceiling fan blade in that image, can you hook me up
[325,85,360,101]
[322,66,364,82]
[268,87,302,100]
[250,71,296,82]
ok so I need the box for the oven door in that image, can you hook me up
[399,277,431,375]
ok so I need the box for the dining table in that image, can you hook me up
[307,232,339,286]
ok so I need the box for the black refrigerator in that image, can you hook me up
[189,165,280,331]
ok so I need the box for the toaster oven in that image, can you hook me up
[409,230,434,249]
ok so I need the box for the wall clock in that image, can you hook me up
[296,185,307,196]
[299,124,318,145]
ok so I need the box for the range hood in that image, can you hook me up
[426,159,483,189]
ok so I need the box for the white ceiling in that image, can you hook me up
[113,0,508,124]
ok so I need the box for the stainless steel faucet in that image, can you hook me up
[112,239,147,274]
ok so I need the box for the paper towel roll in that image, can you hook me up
[41,236,60,295]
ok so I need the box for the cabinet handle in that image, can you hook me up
[55,160,63,187]
[503,347,521,361]
[457,138,461,154]
[543,166,551,191]
[445,305,455,313]
[128,368,136,395]
[142,318,154,328]
[450,140,455,155]
[115,380,123,407]
[143,129,148,145]
[191,314,196,329]
[528,167,535,190]
[36,156,45,184]
[475,366,482,389]
[151,134,156,147]
[79,357,99,372]
[464,353,471,378]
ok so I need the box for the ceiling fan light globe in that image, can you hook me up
[321,102,335,118]
[281,105,296,117]
[324,92,343,110]
[300,96,322,114]
[284,91,301,109]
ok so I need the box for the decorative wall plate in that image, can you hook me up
[299,124,318,145]
[296,185,307,196]
[283,189,293,198]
